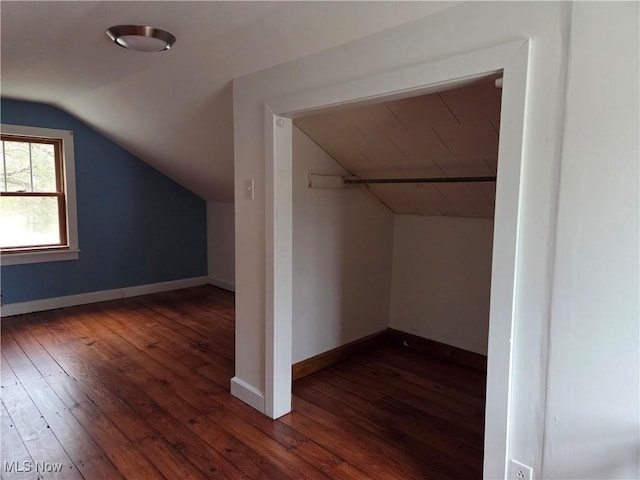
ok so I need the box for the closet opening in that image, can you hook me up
[263,38,530,479]
[287,74,502,478]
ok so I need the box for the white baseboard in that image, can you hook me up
[0,276,209,317]
[230,376,265,413]
[208,277,235,292]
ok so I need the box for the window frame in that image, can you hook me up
[1,124,79,265]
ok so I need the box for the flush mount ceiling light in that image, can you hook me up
[106,25,176,52]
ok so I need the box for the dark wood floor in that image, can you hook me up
[1,286,485,479]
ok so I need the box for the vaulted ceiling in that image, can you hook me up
[294,77,502,218]
[0,1,458,202]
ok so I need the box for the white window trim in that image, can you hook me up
[1,124,79,266]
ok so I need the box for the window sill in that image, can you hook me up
[1,248,80,266]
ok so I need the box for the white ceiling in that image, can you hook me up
[0,1,459,201]
[294,77,502,218]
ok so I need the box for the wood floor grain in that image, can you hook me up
[1,286,485,479]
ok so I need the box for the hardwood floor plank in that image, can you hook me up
[1,401,35,480]
[114,301,216,371]
[137,435,208,480]
[121,298,235,382]
[347,413,473,479]
[90,307,225,397]
[312,367,387,402]
[1,332,43,384]
[1,353,20,389]
[1,286,486,480]
[4,316,69,380]
[210,392,306,450]
[209,392,369,480]
[72,455,125,480]
[329,359,484,419]
[9,322,169,479]
[209,408,331,480]
[284,396,435,480]
[297,373,481,459]
[46,308,124,362]
[131,297,234,361]
[78,309,227,415]
[354,351,485,407]
[77,352,264,480]
[313,362,484,437]
[366,345,487,398]
[20,319,158,444]
[45,376,167,480]
[145,315,234,376]
[67,369,246,480]
[1,382,82,479]
[21,378,119,475]
[379,394,484,445]
[297,392,469,479]
[289,439,369,480]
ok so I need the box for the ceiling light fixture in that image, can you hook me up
[105,25,176,52]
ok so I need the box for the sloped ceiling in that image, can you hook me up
[294,77,501,218]
[0,1,459,201]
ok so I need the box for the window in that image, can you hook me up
[1,124,78,265]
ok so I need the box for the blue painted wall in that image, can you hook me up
[1,99,207,304]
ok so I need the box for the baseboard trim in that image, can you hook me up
[291,328,487,379]
[0,276,210,317]
[230,376,265,413]
[207,277,235,292]
[292,329,389,380]
[388,328,487,372]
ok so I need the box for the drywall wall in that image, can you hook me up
[390,215,493,356]
[234,3,571,474]
[207,201,235,291]
[235,2,639,478]
[292,126,393,363]
[542,3,639,478]
[1,99,207,304]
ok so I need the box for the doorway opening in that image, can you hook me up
[264,39,530,479]
[287,74,502,477]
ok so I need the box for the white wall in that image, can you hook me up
[542,3,639,478]
[207,201,235,291]
[294,125,490,361]
[390,215,493,355]
[234,2,639,478]
[292,126,393,363]
[235,2,570,472]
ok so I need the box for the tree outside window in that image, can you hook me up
[0,135,67,251]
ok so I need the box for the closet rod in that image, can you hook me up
[344,175,497,185]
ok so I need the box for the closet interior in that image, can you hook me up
[292,74,501,362]
[289,74,502,468]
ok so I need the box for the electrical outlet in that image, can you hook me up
[509,459,533,480]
